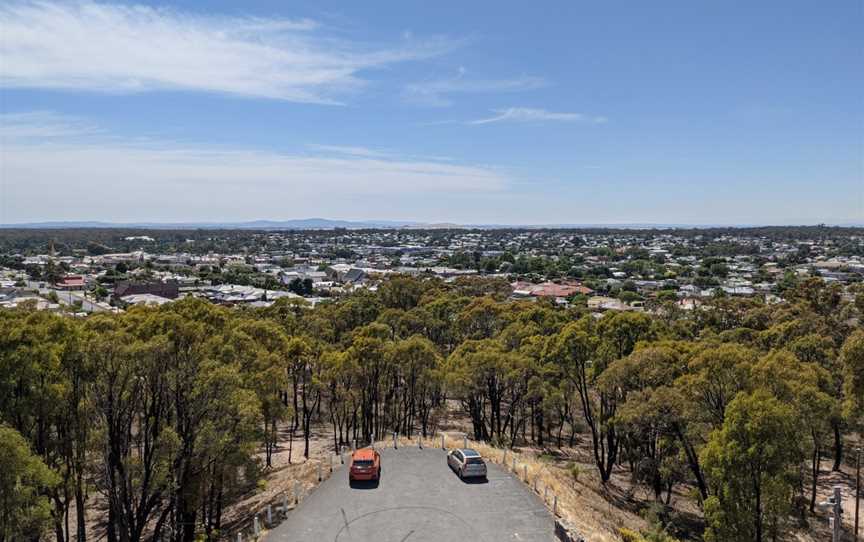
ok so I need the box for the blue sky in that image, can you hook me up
[1,0,861,225]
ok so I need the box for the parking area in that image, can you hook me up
[265,446,556,542]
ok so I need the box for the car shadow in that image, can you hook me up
[349,478,380,489]
[458,476,489,485]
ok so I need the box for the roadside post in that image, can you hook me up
[553,495,558,516]
[393,431,398,449]
[832,485,842,542]
[236,533,242,542]
[819,486,843,542]
[463,435,468,449]
[282,494,289,517]
[317,462,322,482]
[294,480,300,504]
[440,434,445,449]
[253,516,260,537]
[855,446,860,542]
[523,465,528,481]
[266,504,272,526]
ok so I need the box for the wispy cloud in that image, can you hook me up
[404,69,546,107]
[469,107,607,125]
[0,111,102,138]
[306,143,454,163]
[305,144,393,158]
[0,1,455,103]
[0,112,508,222]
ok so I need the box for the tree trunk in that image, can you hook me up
[831,421,842,471]
[810,439,819,513]
[75,480,87,542]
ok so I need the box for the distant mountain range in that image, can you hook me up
[0,219,421,230]
[1,219,861,230]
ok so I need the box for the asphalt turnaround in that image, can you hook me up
[265,446,556,542]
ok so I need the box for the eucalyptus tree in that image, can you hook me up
[0,424,59,542]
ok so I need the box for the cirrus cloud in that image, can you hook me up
[403,71,546,107]
[0,1,455,103]
[469,107,607,125]
[0,111,509,223]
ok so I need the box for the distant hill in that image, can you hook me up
[1,219,861,230]
[0,218,423,230]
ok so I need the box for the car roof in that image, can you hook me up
[353,448,377,459]
[460,449,481,457]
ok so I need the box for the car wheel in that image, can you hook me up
[458,468,464,479]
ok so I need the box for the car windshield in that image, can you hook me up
[353,459,373,467]
[466,458,484,465]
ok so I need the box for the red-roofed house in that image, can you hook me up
[56,275,86,290]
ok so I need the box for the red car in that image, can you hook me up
[349,448,381,482]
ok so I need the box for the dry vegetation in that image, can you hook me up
[3,275,863,542]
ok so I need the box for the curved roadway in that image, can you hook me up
[266,446,556,542]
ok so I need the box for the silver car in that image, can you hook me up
[447,448,487,479]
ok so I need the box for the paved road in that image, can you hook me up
[266,446,556,542]
[53,290,110,312]
[23,281,111,312]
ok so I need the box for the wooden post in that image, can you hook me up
[832,486,842,542]
[854,447,860,542]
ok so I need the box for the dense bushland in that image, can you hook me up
[1,276,862,541]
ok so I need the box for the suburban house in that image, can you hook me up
[511,281,593,299]
[114,280,180,300]
[56,275,86,290]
